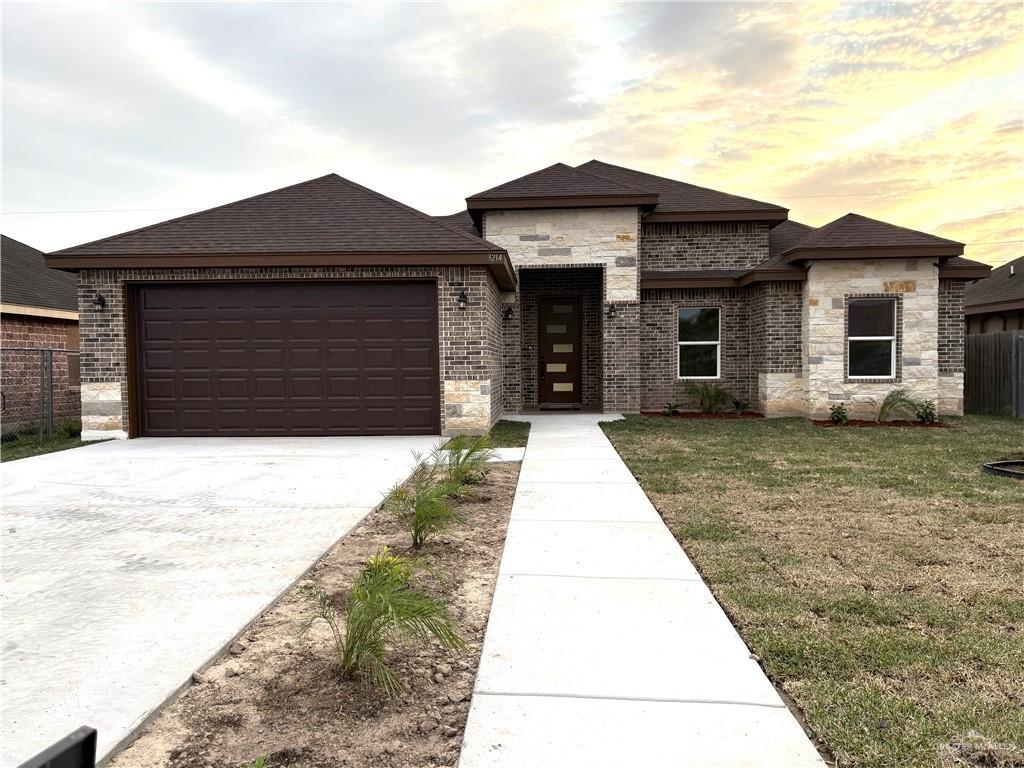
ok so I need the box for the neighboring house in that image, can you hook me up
[964,255,1024,334]
[1,234,81,433]
[45,162,991,440]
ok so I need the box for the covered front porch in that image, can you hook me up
[502,266,605,413]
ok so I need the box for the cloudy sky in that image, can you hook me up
[2,0,1021,266]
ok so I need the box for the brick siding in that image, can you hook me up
[749,281,804,374]
[1,314,80,433]
[640,222,770,271]
[639,288,754,410]
[938,279,965,373]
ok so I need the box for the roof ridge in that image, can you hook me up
[467,161,643,199]
[326,174,503,252]
[52,174,340,255]
[577,159,787,211]
[787,212,964,254]
[570,162,648,195]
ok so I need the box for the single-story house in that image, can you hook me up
[964,255,1023,334]
[1,234,81,433]
[46,162,991,440]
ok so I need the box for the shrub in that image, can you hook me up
[441,434,496,486]
[827,403,851,428]
[663,402,681,416]
[828,402,849,425]
[915,399,938,424]
[386,459,462,549]
[299,548,464,695]
[875,388,919,422]
[732,399,751,415]
[687,382,732,413]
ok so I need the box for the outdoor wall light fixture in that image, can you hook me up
[502,306,514,321]
[92,293,107,312]
[456,290,468,310]
[606,304,618,320]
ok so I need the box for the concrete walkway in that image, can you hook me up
[459,415,824,768]
[1,436,436,767]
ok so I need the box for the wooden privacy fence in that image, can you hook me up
[965,330,1024,417]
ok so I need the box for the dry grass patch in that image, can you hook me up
[603,415,1024,768]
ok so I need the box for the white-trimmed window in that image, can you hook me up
[848,298,896,379]
[678,307,720,379]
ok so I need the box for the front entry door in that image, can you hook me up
[538,297,582,408]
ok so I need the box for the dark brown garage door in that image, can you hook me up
[133,282,439,436]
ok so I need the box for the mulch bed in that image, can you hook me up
[813,419,952,428]
[109,463,520,768]
[641,411,764,420]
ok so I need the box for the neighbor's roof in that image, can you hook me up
[466,163,658,210]
[782,213,964,261]
[48,174,516,288]
[1,235,78,314]
[577,160,788,222]
[964,255,1024,312]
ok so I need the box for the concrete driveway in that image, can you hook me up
[0,435,437,767]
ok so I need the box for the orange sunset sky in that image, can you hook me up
[2,1,1021,266]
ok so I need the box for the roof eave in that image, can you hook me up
[45,250,518,290]
[643,210,788,225]
[466,194,659,211]
[783,244,965,263]
[640,267,807,290]
[964,298,1024,316]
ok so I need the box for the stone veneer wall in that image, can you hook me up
[77,266,503,439]
[518,267,603,409]
[484,207,639,302]
[485,207,641,412]
[804,259,940,419]
[640,222,770,271]
[638,287,754,411]
[0,314,81,433]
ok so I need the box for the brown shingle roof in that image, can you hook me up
[965,255,1024,309]
[783,213,963,260]
[433,210,480,237]
[769,220,816,259]
[577,160,787,221]
[55,174,504,257]
[467,162,652,205]
[1,235,78,312]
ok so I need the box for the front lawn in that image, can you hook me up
[488,419,531,448]
[602,415,1024,768]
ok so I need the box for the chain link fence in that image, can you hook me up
[1,346,81,440]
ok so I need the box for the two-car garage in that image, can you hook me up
[133,281,440,436]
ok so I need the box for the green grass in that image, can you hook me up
[602,415,1024,768]
[0,421,93,462]
[488,419,531,448]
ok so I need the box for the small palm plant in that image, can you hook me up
[875,387,919,422]
[386,459,462,549]
[441,434,496,487]
[299,548,464,695]
[687,382,732,413]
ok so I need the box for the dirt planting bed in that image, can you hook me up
[812,418,951,428]
[641,411,764,420]
[109,462,520,768]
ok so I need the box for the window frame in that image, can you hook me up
[847,297,897,380]
[677,306,721,380]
